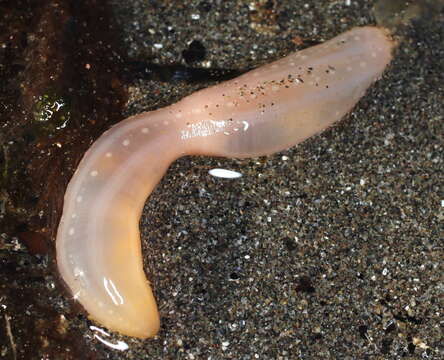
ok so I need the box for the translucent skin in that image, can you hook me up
[56,27,394,338]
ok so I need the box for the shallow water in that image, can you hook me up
[0,0,443,359]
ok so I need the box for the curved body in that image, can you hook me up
[56,27,394,338]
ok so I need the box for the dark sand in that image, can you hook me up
[1,0,443,359]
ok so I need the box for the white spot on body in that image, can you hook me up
[271,64,278,69]
[122,139,130,146]
[71,213,77,219]
[163,120,169,125]
[69,227,75,235]
[76,196,83,203]
[90,170,98,177]
[242,121,249,131]
[271,85,279,92]
[141,127,149,134]
[75,269,84,278]
[175,113,182,119]
[105,152,112,158]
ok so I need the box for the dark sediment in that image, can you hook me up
[1,0,443,359]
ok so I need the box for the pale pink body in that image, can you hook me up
[56,27,394,338]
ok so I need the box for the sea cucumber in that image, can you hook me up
[56,26,394,338]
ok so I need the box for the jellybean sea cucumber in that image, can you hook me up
[56,26,394,338]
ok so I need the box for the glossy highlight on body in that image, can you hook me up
[56,26,394,338]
